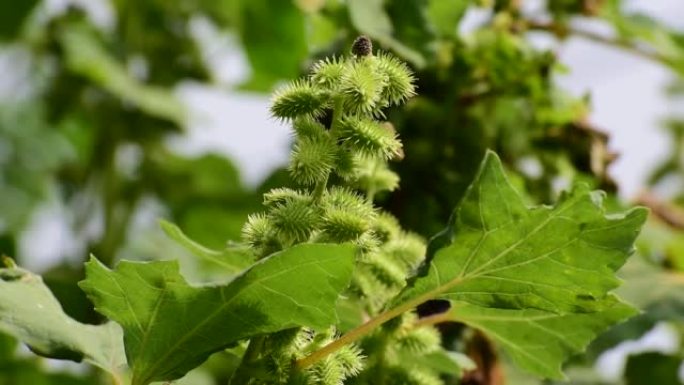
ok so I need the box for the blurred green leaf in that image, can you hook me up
[0,103,74,233]
[427,0,469,37]
[160,219,253,274]
[145,152,245,206]
[586,257,684,360]
[0,359,96,385]
[0,0,38,39]
[637,218,684,271]
[59,27,185,123]
[238,0,308,90]
[0,264,125,377]
[385,0,435,59]
[398,349,476,377]
[625,352,682,385]
[617,255,684,311]
[0,333,17,361]
[178,205,252,249]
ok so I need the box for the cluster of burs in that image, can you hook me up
[238,37,447,385]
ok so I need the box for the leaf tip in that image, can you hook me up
[84,254,107,269]
[79,255,111,291]
[482,148,502,164]
[628,205,650,225]
[158,219,178,237]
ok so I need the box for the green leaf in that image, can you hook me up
[384,0,435,61]
[616,255,684,312]
[79,243,356,385]
[397,151,647,314]
[0,0,38,39]
[59,26,185,123]
[391,151,647,378]
[625,352,682,385]
[446,296,637,379]
[160,219,253,274]
[427,0,468,37]
[237,0,308,90]
[397,349,476,377]
[585,257,684,358]
[0,264,125,378]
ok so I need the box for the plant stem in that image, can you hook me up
[296,303,408,369]
[312,97,344,202]
[296,277,463,369]
[526,21,670,66]
[636,191,684,229]
[312,174,329,202]
[230,335,266,384]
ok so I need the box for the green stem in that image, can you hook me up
[229,335,266,384]
[312,97,344,202]
[295,276,460,369]
[296,304,407,369]
[312,173,329,202]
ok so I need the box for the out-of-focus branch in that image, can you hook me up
[526,21,670,66]
[637,191,684,229]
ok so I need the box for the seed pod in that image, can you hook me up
[351,35,373,57]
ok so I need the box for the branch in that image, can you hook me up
[636,191,684,229]
[296,279,462,369]
[295,302,407,369]
[526,21,670,66]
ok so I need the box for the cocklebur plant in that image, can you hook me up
[235,36,435,384]
[0,36,648,385]
[244,36,424,314]
[202,36,645,385]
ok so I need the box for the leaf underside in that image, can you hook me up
[79,243,356,385]
[0,266,125,376]
[400,151,647,379]
[160,219,253,274]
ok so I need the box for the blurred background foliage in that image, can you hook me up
[1,0,684,384]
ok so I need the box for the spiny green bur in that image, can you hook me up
[0,38,647,385]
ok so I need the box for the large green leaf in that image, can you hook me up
[80,243,356,385]
[0,262,125,379]
[445,296,636,379]
[397,151,647,313]
[392,151,646,378]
